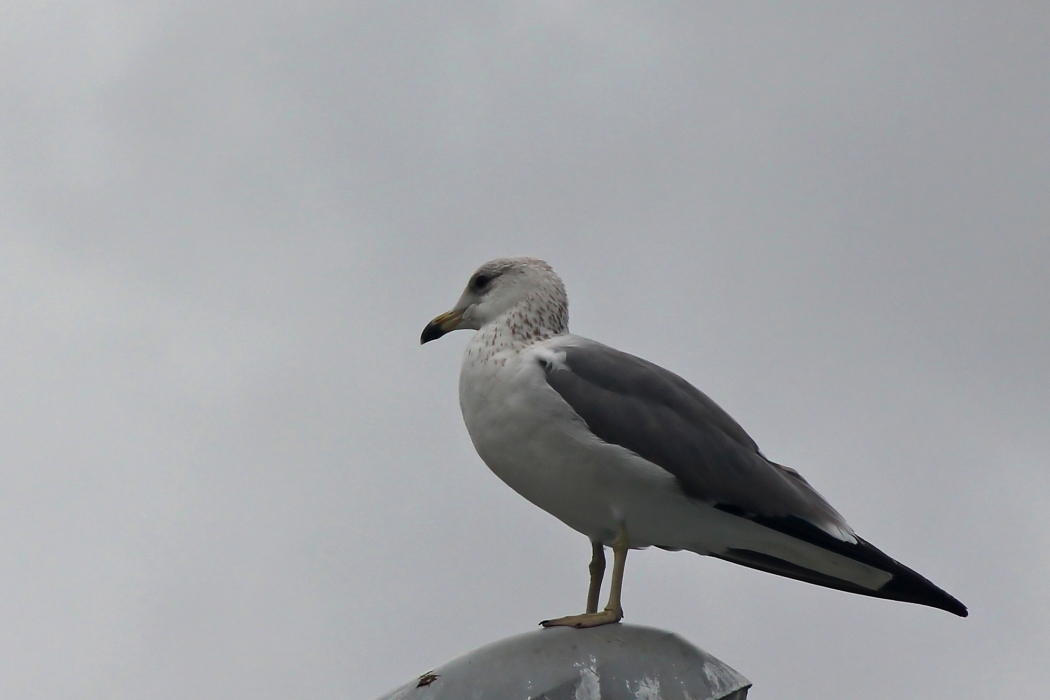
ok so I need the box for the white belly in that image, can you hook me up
[457,341,728,550]
[454,338,894,590]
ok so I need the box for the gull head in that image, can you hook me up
[421,257,569,344]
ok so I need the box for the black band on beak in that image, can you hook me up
[420,321,448,344]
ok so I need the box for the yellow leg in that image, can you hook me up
[586,539,605,615]
[542,527,627,629]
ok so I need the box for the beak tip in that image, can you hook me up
[421,309,463,345]
[420,322,444,345]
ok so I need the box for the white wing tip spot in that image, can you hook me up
[820,521,858,544]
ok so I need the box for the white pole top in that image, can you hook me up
[376,623,750,700]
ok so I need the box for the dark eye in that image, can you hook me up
[473,274,491,291]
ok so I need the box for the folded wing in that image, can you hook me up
[539,338,967,617]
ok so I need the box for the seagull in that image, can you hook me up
[421,257,967,628]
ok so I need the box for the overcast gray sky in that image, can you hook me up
[1,2,1047,698]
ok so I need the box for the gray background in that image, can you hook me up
[1,3,1047,698]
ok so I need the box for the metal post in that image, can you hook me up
[375,623,750,699]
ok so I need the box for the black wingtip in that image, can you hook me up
[878,565,969,617]
[715,511,969,618]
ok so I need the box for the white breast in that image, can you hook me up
[457,333,715,548]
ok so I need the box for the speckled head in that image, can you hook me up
[421,257,569,345]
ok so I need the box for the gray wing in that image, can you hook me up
[539,339,850,534]
[539,339,969,618]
